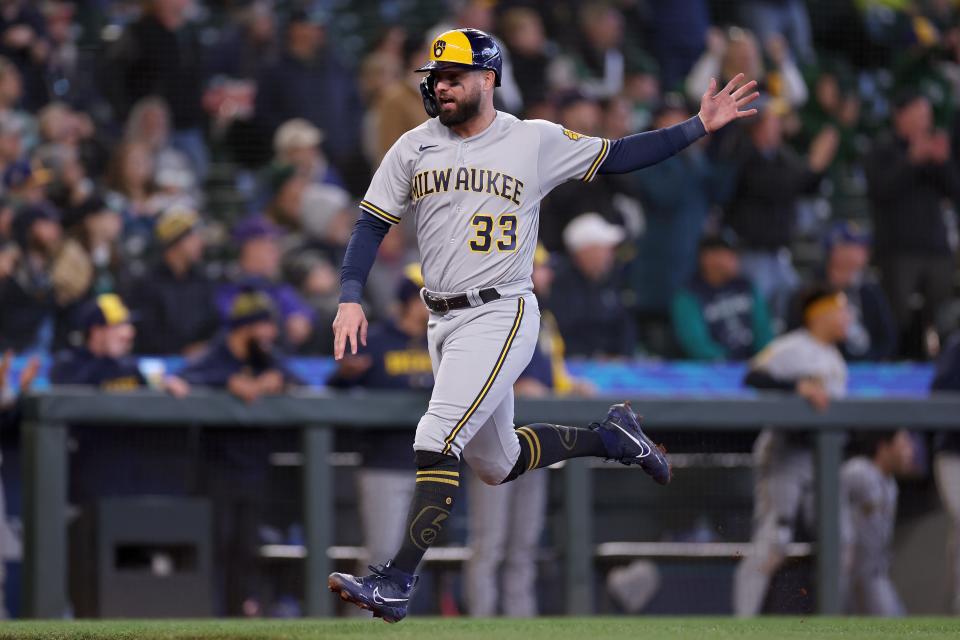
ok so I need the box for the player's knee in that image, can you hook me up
[414,449,460,472]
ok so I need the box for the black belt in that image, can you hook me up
[422,288,501,313]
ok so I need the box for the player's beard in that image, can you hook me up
[438,85,482,127]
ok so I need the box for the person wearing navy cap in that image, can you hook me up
[125,205,220,355]
[2,159,51,205]
[786,221,897,361]
[216,216,315,351]
[327,265,432,575]
[0,202,61,352]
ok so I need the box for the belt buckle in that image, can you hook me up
[427,293,449,313]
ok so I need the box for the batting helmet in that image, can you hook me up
[417,28,502,118]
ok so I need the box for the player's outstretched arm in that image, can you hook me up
[333,303,368,360]
[598,73,758,176]
[697,73,759,133]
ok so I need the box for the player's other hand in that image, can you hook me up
[332,302,368,360]
[797,378,830,412]
[698,73,759,133]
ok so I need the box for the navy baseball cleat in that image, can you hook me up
[328,561,418,623]
[592,402,672,485]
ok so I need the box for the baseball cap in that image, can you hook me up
[62,193,111,231]
[397,263,424,303]
[3,159,52,191]
[78,293,136,331]
[824,221,871,251]
[233,216,281,246]
[698,230,740,253]
[265,163,299,198]
[274,119,324,153]
[12,202,60,248]
[155,205,202,249]
[228,289,277,329]
[563,213,625,252]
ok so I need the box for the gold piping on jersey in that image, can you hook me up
[441,297,525,455]
[360,199,401,225]
[582,138,611,182]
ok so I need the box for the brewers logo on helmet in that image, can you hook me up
[416,28,502,118]
[416,28,502,85]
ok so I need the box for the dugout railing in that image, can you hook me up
[21,388,960,618]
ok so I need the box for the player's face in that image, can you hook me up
[100,322,135,359]
[432,68,486,127]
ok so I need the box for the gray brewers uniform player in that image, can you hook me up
[734,287,850,616]
[328,28,759,622]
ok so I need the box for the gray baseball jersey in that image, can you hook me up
[734,329,850,615]
[360,111,610,295]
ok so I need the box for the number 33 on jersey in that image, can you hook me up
[359,113,610,295]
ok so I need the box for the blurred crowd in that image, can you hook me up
[0,0,958,365]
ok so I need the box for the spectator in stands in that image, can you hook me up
[931,330,960,614]
[722,97,838,315]
[842,430,915,616]
[648,0,709,92]
[539,91,626,252]
[273,119,343,190]
[0,202,60,352]
[551,213,634,358]
[123,97,199,205]
[254,9,361,174]
[686,27,807,110]
[284,249,339,355]
[207,0,277,82]
[36,101,107,179]
[363,36,430,166]
[104,0,208,177]
[0,0,49,111]
[788,222,897,361]
[568,2,634,99]
[3,158,49,205]
[126,206,219,356]
[35,142,92,212]
[0,112,23,180]
[0,56,34,151]
[217,216,314,351]
[42,1,98,109]
[327,265,431,575]
[466,245,593,617]
[866,90,960,356]
[739,0,815,64]
[626,97,719,334]
[500,8,554,115]
[672,233,773,362]
[733,286,851,616]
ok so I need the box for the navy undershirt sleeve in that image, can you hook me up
[599,116,707,175]
[339,211,391,303]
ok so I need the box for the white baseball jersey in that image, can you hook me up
[751,329,849,398]
[359,112,610,294]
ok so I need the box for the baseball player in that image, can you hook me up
[328,27,758,622]
[842,430,914,616]
[733,286,851,616]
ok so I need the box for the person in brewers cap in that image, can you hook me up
[733,285,851,616]
[126,205,220,356]
[329,25,757,621]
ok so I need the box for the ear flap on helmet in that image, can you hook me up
[420,74,439,118]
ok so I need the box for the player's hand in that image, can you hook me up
[164,376,191,399]
[332,303,368,361]
[797,378,830,412]
[258,370,286,395]
[697,73,759,133]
